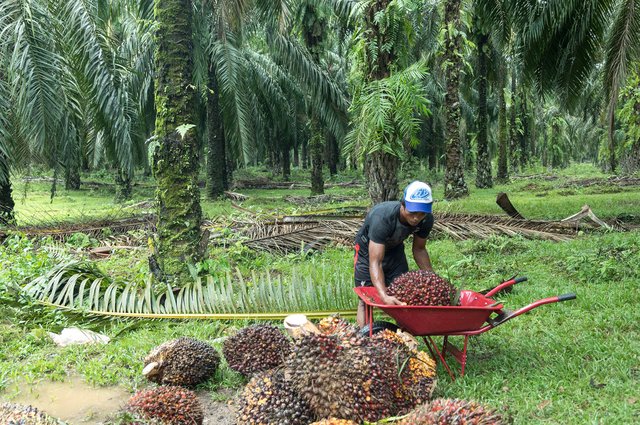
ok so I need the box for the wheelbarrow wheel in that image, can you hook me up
[360,321,399,337]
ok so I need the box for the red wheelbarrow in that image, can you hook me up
[354,276,576,380]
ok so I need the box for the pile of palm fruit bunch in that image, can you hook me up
[236,368,315,425]
[231,315,439,424]
[125,386,204,425]
[309,419,359,425]
[0,403,64,424]
[222,324,292,376]
[116,336,219,424]
[373,329,437,406]
[142,336,220,387]
[388,270,459,306]
[398,398,506,424]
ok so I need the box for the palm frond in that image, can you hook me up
[24,260,357,316]
[212,38,256,165]
[603,0,640,141]
[267,31,349,138]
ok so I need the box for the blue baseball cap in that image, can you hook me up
[403,181,433,213]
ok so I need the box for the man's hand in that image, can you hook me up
[380,294,407,306]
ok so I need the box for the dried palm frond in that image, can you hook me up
[232,209,627,254]
[2,214,154,242]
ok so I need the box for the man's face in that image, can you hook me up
[400,205,427,226]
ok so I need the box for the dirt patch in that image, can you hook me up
[1,376,237,425]
[2,376,130,424]
[199,391,236,425]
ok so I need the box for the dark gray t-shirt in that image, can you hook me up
[354,201,433,284]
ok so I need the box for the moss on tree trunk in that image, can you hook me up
[309,120,324,195]
[497,62,509,182]
[366,152,399,204]
[475,31,492,189]
[150,0,204,284]
[443,0,469,199]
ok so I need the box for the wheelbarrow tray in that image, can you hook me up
[354,286,502,335]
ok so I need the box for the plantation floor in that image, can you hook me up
[1,164,639,424]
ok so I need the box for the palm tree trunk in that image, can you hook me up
[0,157,15,226]
[509,68,519,174]
[325,133,339,176]
[206,65,227,199]
[366,152,399,204]
[151,0,204,283]
[519,88,529,167]
[475,31,492,188]
[309,120,324,195]
[115,165,132,201]
[65,163,81,190]
[608,117,617,172]
[293,142,299,168]
[497,63,509,182]
[301,138,309,169]
[281,141,291,180]
[444,0,469,199]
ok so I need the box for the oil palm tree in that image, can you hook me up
[345,0,430,204]
[512,0,640,172]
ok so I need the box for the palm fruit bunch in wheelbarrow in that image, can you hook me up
[389,270,459,306]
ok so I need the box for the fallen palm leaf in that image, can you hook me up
[24,261,357,317]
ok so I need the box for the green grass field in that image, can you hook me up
[1,163,639,424]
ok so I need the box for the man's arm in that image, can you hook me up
[369,241,405,305]
[412,235,433,271]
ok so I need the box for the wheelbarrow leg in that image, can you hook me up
[423,335,470,380]
[444,335,469,377]
[425,336,457,381]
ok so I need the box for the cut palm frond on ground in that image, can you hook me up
[0,215,154,242]
[24,261,357,316]
[227,208,630,254]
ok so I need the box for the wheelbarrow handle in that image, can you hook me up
[484,276,528,298]
[487,292,577,329]
[557,293,577,302]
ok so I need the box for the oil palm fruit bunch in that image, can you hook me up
[126,386,204,425]
[286,333,403,422]
[236,368,315,425]
[143,337,220,387]
[372,329,437,409]
[317,315,359,341]
[223,324,292,376]
[0,403,64,424]
[308,419,359,425]
[398,398,505,425]
[389,270,459,306]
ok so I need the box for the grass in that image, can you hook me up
[1,163,639,424]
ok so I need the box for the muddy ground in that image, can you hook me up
[0,376,236,424]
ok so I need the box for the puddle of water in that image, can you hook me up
[1,375,131,424]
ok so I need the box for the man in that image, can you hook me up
[354,181,434,327]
